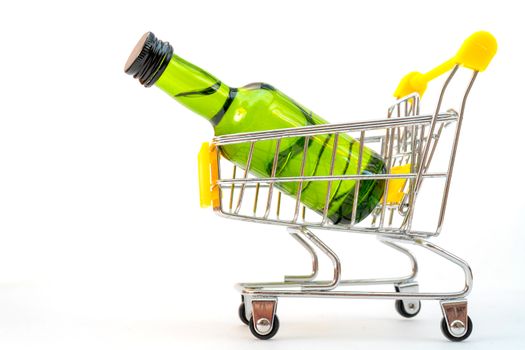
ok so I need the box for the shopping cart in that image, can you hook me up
[198,31,497,341]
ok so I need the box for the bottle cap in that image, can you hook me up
[124,32,173,87]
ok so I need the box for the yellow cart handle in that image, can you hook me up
[394,31,497,99]
[198,142,220,208]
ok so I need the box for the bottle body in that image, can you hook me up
[126,32,385,224]
[213,83,385,224]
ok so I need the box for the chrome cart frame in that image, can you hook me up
[198,32,496,341]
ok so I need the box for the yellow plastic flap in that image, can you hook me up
[198,142,212,208]
[386,164,412,204]
[198,142,220,209]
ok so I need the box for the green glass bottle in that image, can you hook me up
[125,32,385,224]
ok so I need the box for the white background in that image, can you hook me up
[1,0,524,349]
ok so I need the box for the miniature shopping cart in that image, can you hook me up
[198,32,496,341]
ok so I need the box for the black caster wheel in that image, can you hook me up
[395,299,421,318]
[238,303,249,326]
[441,316,473,342]
[249,315,280,340]
[394,285,421,318]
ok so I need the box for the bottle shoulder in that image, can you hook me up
[241,82,278,91]
[234,82,279,105]
[215,82,327,135]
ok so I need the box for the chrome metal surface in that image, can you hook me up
[396,281,421,314]
[253,183,260,215]
[218,172,447,185]
[284,229,319,282]
[213,113,456,145]
[300,228,341,291]
[437,71,478,234]
[450,320,466,335]
[251,299,277,335]
[228,165,237,211]
[264,138,281,219]
[293,136,310,223]
[441,300,469,337]
[379,126,395,229]
[405,65,459,232]
[234,141,254,215]
[322,133,339,225]
[350,131,365,226]
[235,235,473,301]
[276,192,282,218]
[256,318,271,334]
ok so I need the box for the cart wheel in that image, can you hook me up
[238,303,249,326]
[249,315,280,340]
[395,299,421,318]
[394,286,421,318]
[441,316,473,342]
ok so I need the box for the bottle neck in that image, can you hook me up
[125,32,234,125]
[154,53,234,125]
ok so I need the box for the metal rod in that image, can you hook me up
[253,183,260,215]
[379,127,395,228]
[228,165,237,211]
[411,125,418,165]
[437,71,478,234]
[276,192,282,219]
[301,228,341,291]
[214,206,439,237]
[240,278,413,289]
[403,121,426,230]
[236,236,472,301]
[264,138,282,219]
[402,126,408,154]
[284,228,319,282]
[218,172,447,185]
[223,183,269,189]
[401,123,418,224]
[424,122,445,171]
[388,208,394,226]
[405,65,459,231]
[213,114,457,145]
[396,103,401,156]
[351,131,365,226]
[234,141,255,214]
[418,125,426,167]
[214,145,223,207]
[293,136,310,222]
[322,133,339,225]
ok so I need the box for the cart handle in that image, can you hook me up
[394,31,497,99]
[198,142,220,208]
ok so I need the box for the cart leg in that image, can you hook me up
[297,227,342,291]
[383,237,474,340]
[440,299,473,341]
[383,236,473,299]
[284,228,319,282]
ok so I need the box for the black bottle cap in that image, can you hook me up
[124,32,173,87]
